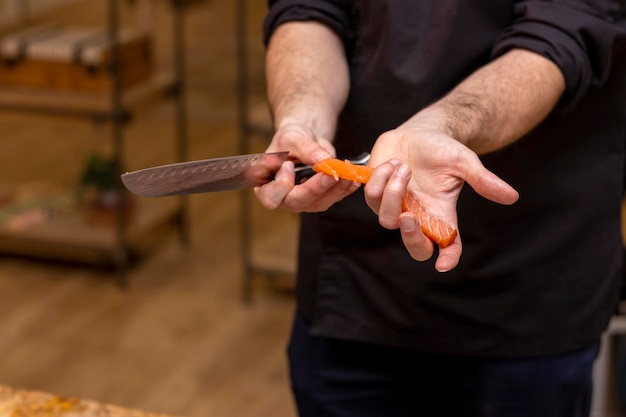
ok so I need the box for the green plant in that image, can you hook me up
[79,153,124,191]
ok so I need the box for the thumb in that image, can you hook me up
[293,138,335,165]
[274,124,335,165]
[461,153,519,206]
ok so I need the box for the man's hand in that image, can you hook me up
[259,21,353,213]
[254,123,360,213]
[365,126,519,273]
[364,49,563,272]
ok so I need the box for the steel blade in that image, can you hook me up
[121,152,290,197]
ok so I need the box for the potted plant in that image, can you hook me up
[78,152,133,220]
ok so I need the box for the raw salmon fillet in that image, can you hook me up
[401,192,457,248]
[312,158,373,183]
[312,158,457,248]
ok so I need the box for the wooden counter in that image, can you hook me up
[0,386,180,417]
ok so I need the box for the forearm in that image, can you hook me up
[266,21,350,142]
[408,49,566,154]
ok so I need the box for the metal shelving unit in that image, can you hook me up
[0,0,193,286]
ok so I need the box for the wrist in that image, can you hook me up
[403,94,499,154]
[403,104,469,144]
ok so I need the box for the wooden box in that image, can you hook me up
[0,25,153,94]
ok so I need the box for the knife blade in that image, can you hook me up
[121,152,370,197]
[121,152,289,197]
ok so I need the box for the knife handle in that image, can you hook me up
[294,152,370,185]
[294,165,316,184]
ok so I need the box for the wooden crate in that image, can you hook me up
[0,25,152,94]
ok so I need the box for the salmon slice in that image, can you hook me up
[312,158,374,183]
[401,192,457,248]
[313,158,457,248]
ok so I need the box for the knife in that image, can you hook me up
[121,152,370,197]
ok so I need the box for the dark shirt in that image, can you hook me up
[264,0,626,356]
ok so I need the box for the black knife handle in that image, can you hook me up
[294,165,316,184]
[293,152,371,185]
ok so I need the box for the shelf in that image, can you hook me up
[0,70,176,119]
[0,0,190,285]
[0,196,179,266]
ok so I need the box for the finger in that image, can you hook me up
[459,153,519,205]
[377,163,411,229]
[295,141,334,165]
[267,125,336,165]
[283,133,334,165]
[316,138,337,159]
[364,159,401,214]
[434,238,462,272]
[399,213,434,261]
[283,174,359,212]
[254,161,295,210]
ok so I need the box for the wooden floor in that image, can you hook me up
[0,1,299,417]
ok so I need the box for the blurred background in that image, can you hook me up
[1,2,626,417]
[0,1,298,416]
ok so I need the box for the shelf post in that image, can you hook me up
[236,0,254,304]
[108,0,130,287]
[171,0,190,247]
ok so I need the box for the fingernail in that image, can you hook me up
[396,164,411,179]
[314,151,333,162]
[400,215,415,232]
[282,161,294,174]
[320,174,338,187]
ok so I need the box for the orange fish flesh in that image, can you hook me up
[312,158,457,248]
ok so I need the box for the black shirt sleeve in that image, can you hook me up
[263,0,354,50]
[492,0,626,111]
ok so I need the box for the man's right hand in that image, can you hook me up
[254,123,360,213]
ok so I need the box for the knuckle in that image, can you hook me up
[263,198,282,211]
[377,130,397,145]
